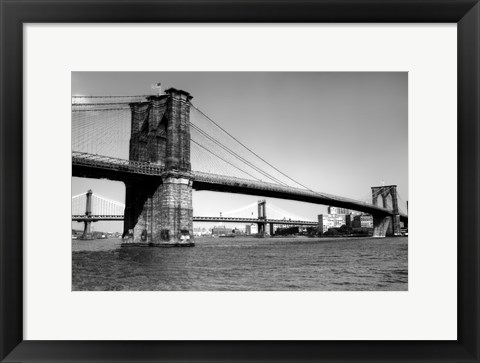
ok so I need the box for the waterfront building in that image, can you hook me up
[231,228,244,235]
[212,226,229,236]
[328,206,350,215]
[275,226,300,235]
[345,213,360,227]
[193,226,210,236]
[318,214,347,233]
[245,224,258,235]
[353,214,373,228]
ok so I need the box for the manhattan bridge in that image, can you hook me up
[72,88,408,246]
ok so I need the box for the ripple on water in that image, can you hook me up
[72,236,408,291]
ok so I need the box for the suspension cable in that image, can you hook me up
[190,123,290,187]
[191,103,317,192]
[191,139,264,182]
[72,95,150,98]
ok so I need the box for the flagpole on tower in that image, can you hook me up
[151,82,162,95]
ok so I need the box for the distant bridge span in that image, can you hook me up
[72,214,318,226]
[72,215,124,222]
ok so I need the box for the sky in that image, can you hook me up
[72,72,408,233]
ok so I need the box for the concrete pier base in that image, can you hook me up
[392,214,402,236]
[371,185,403,237]
[123,175,194,245]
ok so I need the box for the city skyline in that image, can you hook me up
[72,72,408,232]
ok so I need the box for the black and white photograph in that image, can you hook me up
[4,0,480,360]
[72,71,408,291]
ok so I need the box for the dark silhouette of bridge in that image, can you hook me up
[72,88,407,245]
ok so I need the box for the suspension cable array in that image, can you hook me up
[71,95,407,214]
[72,192,125,216]
[266,202,313,221]
[72,95,311,189]
[190,104,312,190]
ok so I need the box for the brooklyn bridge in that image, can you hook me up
[72,88,408,246]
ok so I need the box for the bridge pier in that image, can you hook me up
[381,195,393,236]
[269,223,274,236]
[372,214,391,238]
[371,185,402,237]
[123,88,194,246]
[392,215,401,235]
[257,223,266,237]
[81,189,93,240]
[82,220,92,239]
[257,200,267,237]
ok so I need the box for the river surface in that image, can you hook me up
[72,236,407,291]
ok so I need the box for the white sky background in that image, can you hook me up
[72,72,407,232]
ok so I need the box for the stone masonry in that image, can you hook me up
[371,185,401,237]
[257,200,267,236]
[372,214,391,238]
[123,88,194,245]
[81,189,93,239]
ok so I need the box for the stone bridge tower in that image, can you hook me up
[123,88,194,245]
[257,199,267,236]
[81,189,93,240]
[371,185,401,237]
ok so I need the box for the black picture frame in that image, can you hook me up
[1,1,479,362]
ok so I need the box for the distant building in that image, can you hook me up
[72,229,83,237]
[318,214,346,233]
[345,214,354,227]
[231,228,244,235]
[353,214,373,228]
[275,226,300,235]
[245,224,258,235]
[212,226,229,236]
[328,206,350,215]
[193,226,209,236]
[276,223,289,230]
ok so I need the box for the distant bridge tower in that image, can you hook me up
[81,189,93,239]
[257,200,267,236]
[371,185,401,237]
[123,88,194,245]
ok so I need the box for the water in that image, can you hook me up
[72,236,407,291]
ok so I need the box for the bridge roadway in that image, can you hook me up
[72,152,408,219]
[72,215,318,225]
[72,215,124,222]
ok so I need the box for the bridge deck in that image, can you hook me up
[72,215,318,225]
[72,153,407,218]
